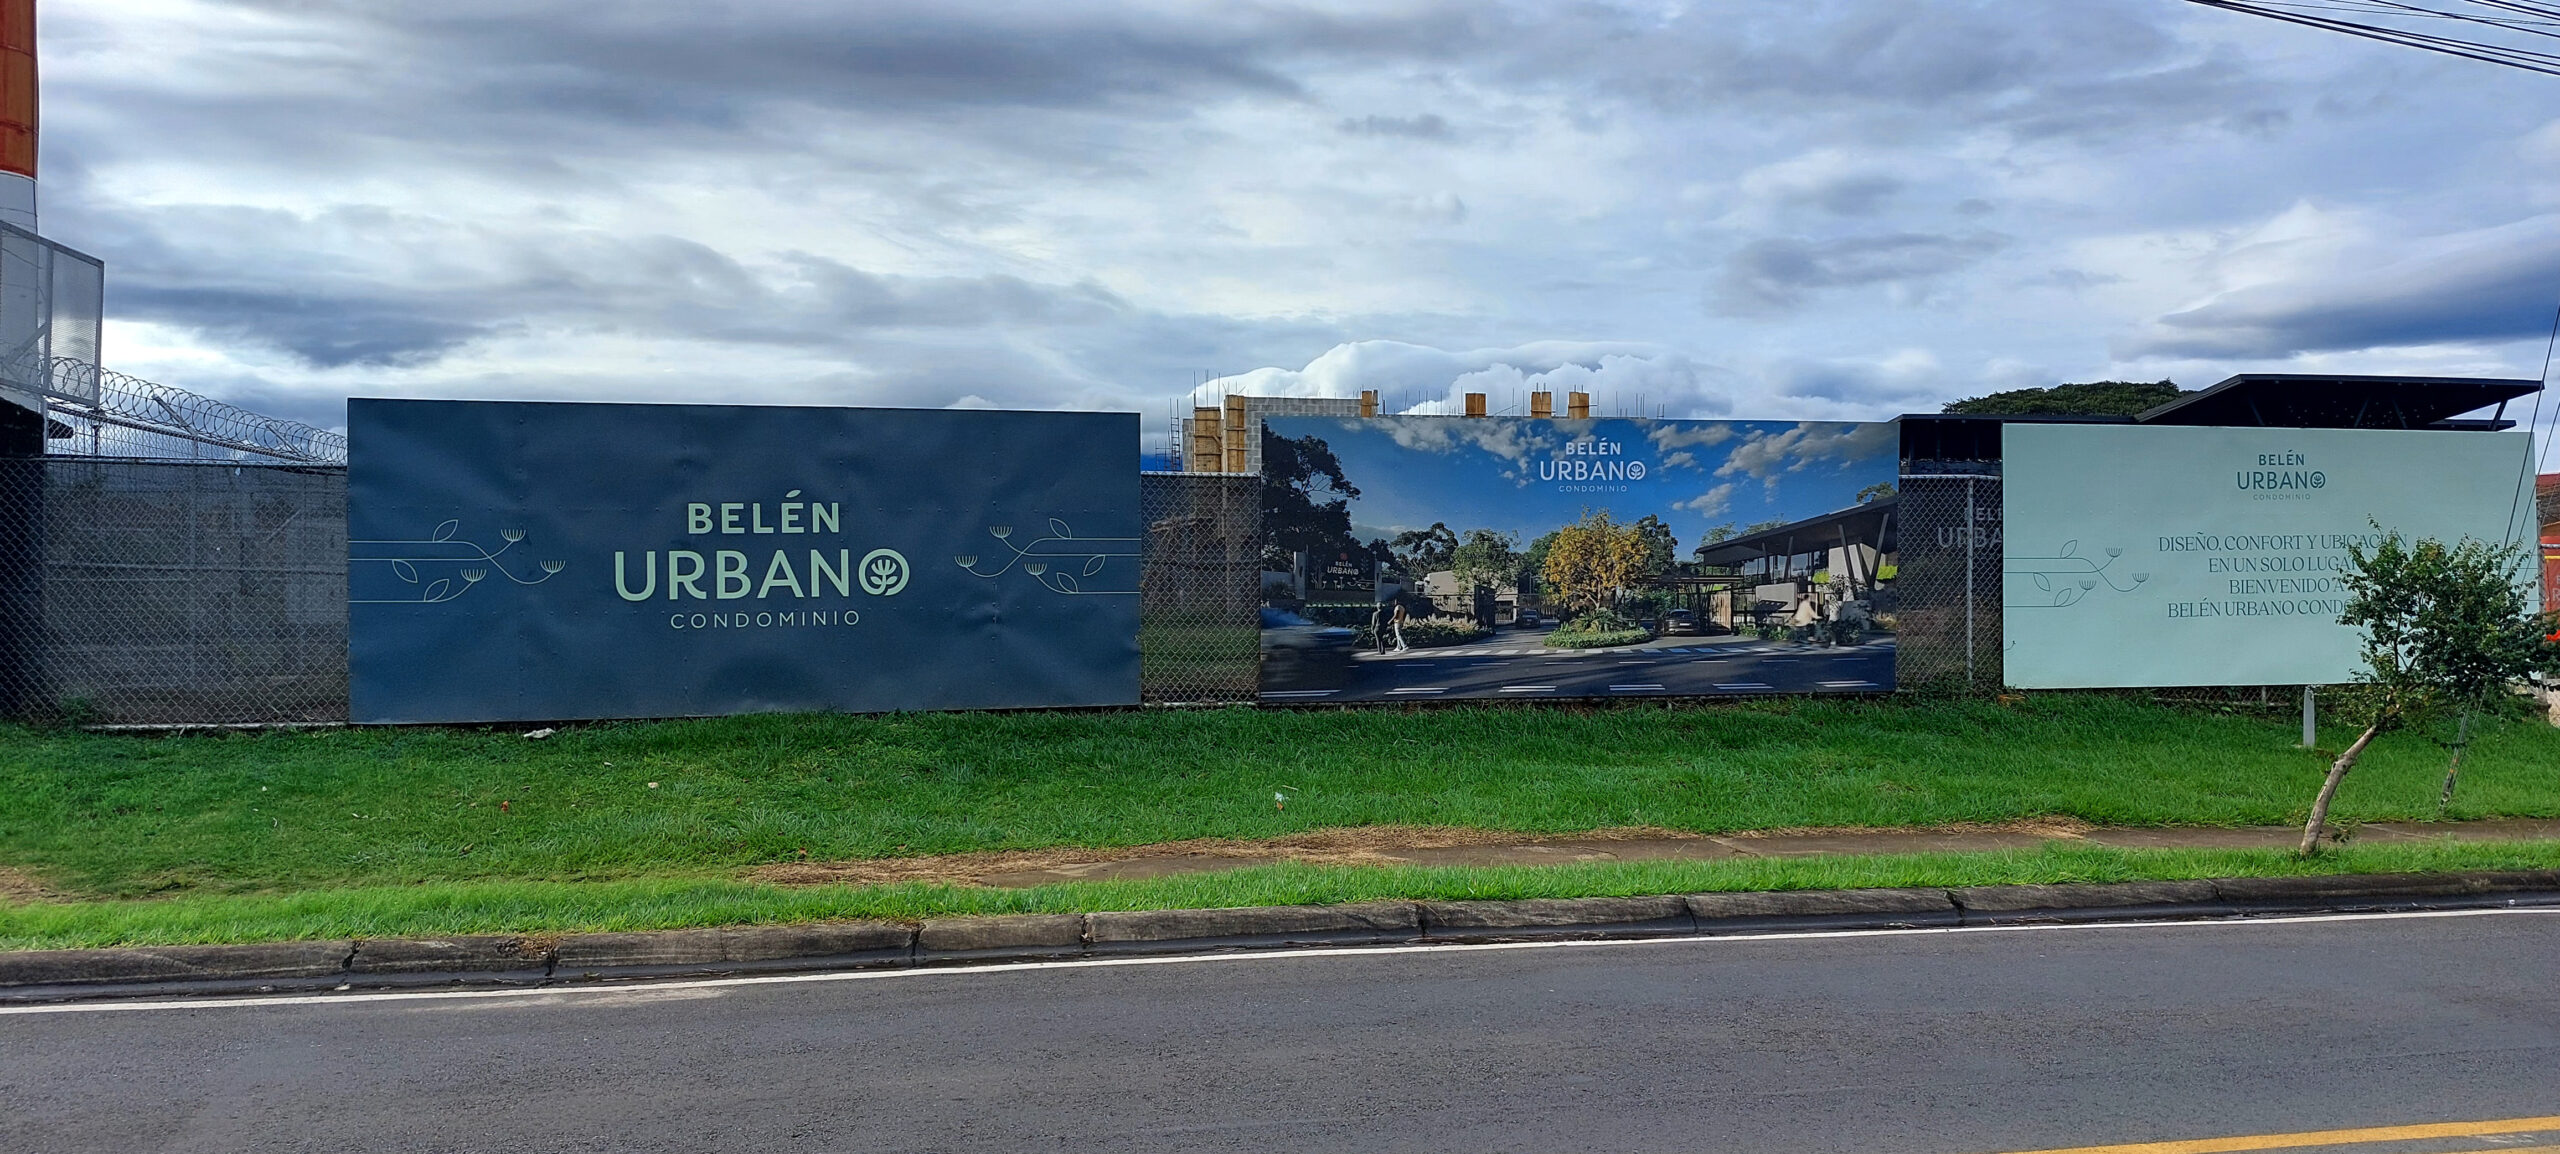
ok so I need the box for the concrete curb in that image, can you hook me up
[7,869,2558,1001]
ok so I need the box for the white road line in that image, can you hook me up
[1385,687,1447,694]
[9,907,2549,1018]
[1498,685,1558,693]
[1609,684,1666,692]
[1259,690,1339,699]
[1818,680,1879,689]
[1714,682,1774,691]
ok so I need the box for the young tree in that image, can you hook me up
[2299,530,2560,853]
[1631,514,1680,581]
[2410,537,2560,810]
[1541,510,1651,614]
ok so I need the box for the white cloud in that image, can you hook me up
[1674,481,1739,518]
[1716,421,1899,489]
[1191,340,1736,419]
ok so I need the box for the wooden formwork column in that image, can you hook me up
[1359,389,1378,418]
[1567,391,1591,419]
[1463,392,1487,417]
[1530,391,1553,418]
[1222,395,1249,473]
[1190,407,1222,472]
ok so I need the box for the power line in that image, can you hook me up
[2183,0,2560,75]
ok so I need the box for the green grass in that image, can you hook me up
[4,839,2556,951]
[1,694,2555,905]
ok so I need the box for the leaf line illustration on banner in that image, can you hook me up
[348,519,566,606]
[2002,539,2149,610]
[955,518,1141,595]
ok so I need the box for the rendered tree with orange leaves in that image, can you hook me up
[1540,509,1653,616]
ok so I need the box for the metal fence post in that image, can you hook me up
[1964,477,1976,689]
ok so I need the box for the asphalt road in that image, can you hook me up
[8,910,2558,1153]
[1265,629,1897,702]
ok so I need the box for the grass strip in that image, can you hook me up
[6,839,2557,951]
[5,695,2557,899]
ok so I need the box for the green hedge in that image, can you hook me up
[1545,627,1651,649]
[1400,618,1492,648]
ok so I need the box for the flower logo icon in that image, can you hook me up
[859,548,910,596]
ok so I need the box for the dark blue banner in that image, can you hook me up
[349,400,1139,722]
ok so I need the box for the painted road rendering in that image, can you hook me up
[8,909,2557,1152]
[1264,629,1897,702]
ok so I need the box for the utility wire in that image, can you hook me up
[2183,0,2560,75]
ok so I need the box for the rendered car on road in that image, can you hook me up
[1661,609,1700,636]
[1259,606,1360,689]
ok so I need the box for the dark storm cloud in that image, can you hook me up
[79,0,1491,165]
[1767,358,1940,404]
[1717,231,2007,314]
[85,195,1142,368]
[2123,219,2560,359]
[1339,114,1454,140]
[1531,0,2275,143]
[112,285,489,368]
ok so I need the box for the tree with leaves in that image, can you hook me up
[1450,528,1522,595]
[1258,428,1364,572]
[1390,521,1461,577]
[1942,380,2189,416]
[1541,510,1652,615]
[1856,481,1897,504]
[2299,530,2560,853]
[1631,514,1679,581]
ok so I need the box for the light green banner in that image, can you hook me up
[2003,425,2539,689]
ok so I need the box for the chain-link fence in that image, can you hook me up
[0,436,2037,724]
[0,458,348,725]
[1138,471,1262,703]
[1892,467,2003,692]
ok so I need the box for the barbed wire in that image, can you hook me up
[41,357,348,466]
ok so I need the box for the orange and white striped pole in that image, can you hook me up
[0,0,36,232]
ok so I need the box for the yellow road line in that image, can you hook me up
[1996,1116,2560,1154]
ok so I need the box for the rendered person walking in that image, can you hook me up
[1371,600,1390,655]
[1390,600,1410,653]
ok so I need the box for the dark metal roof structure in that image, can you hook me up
[1898,374,2543,464]
[2134,374,2541,430]
[1691,498,1898,569]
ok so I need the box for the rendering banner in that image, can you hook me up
[349,400,1139,722]
[2004,424,2540,689]
[1257,415,1899,703]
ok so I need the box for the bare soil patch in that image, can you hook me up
[750,825,1704,888]
[0,866,62,904]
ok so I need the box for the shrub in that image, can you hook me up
[1398,617,1492,648]
[1546,609,1651,649]
[1545,628,1651,650]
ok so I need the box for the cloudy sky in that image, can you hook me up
[1272,416,1896,543]
[39,0,2560,452]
